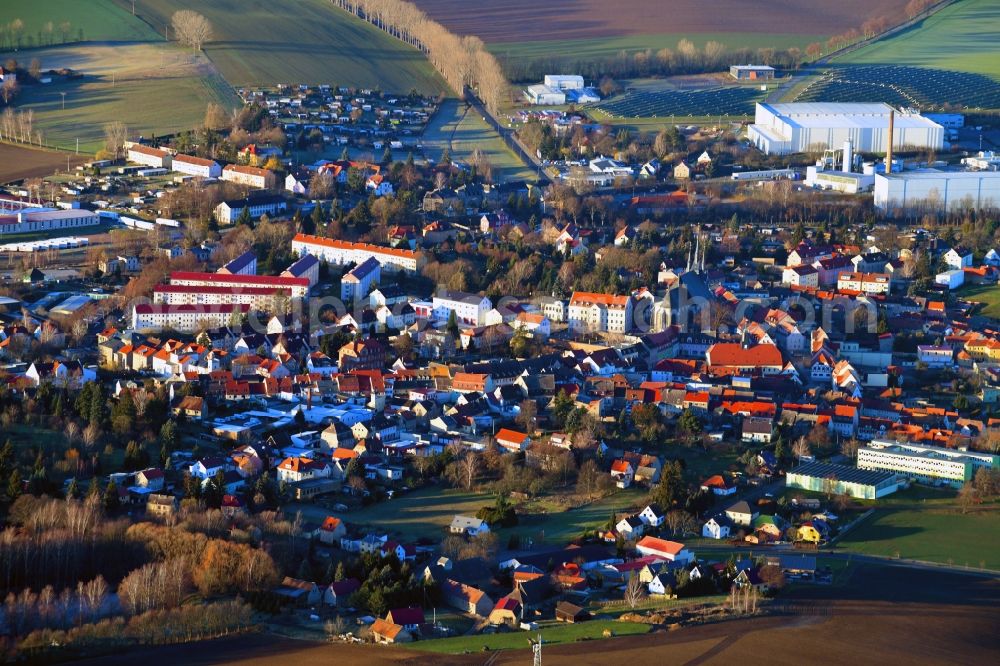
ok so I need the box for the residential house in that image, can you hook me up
[725,500,758,527]
[443,579,493,616]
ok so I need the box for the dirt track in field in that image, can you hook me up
[410,0,910,43]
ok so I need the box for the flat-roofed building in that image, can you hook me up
[859,439,999,486]
[874,171,1000,212]
[0,208,99,236]
[748,103,943,155]
[786,461,899,499]
[730,65,774,80]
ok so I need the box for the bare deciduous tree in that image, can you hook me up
[624,572,646,610]
[103,121,128,160]
[171,10,213,52]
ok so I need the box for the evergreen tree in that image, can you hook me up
[6,468,22,500]
[381,145,392,164]
[66,477,80,499]
[0,439,13,479]
[340,146,350,161]
[103,479,119,512]
[310,203,324,234]
[446,310,460,338]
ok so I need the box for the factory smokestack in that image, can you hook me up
[886,109,895,174]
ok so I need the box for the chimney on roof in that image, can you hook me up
[886,109,895,175]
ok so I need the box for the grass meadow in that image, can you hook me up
[408,619,651,653]
[422,98,536,182]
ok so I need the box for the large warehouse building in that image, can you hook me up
[874,170,1000,212]
[748,103,944,155]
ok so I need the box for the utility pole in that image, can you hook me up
[532,634,543,666]
[59,91,66,110]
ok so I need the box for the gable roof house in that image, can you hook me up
[635,536,693,563]
[442,579,493,616]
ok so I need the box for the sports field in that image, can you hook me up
[836,0,1000,80]
[14,43,240,153]
[4,0,159,44]
[960,283,1000,319]
[422,98,536,182]
[837,508,1000,570]
[120,0,445,92]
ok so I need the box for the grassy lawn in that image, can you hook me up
[836,508,1000,570]
[506,488,647,546]
[836,0,1000,80]
[593,594,728,619]
[422,98,536,182]
[289,486,493,541]
[14,43,239,153]
[492,33,819,67]
[409,619,650,653]
[287,484,648,546]
[125,0,446,93]
[959,283,1000,319]
[4,0,159,43]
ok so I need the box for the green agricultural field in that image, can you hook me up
[422,98,536,182]
[836,0,1000,80]
[14,43,239,153]
[122,0,445,92]
[959,284,1000,320]
[409,619,650,653]
[3,0,159,45]
[492,33,818,69]
[836,508,1000,570]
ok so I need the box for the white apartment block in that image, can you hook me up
[432,290,492,326]
[132,303,250,332]
[292,233,422,273]
[221,164,276,189]
[0,209,99,236]
[859,439,999,484]
[169,271,310,298]
[126,143,171,169]
[837,272,891,295]
[153,284,293,310]
[568,291,633,333]
[172,154,222,178]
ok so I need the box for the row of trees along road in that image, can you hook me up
[333,0,508,113]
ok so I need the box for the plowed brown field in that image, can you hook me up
[410,0,911,43]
